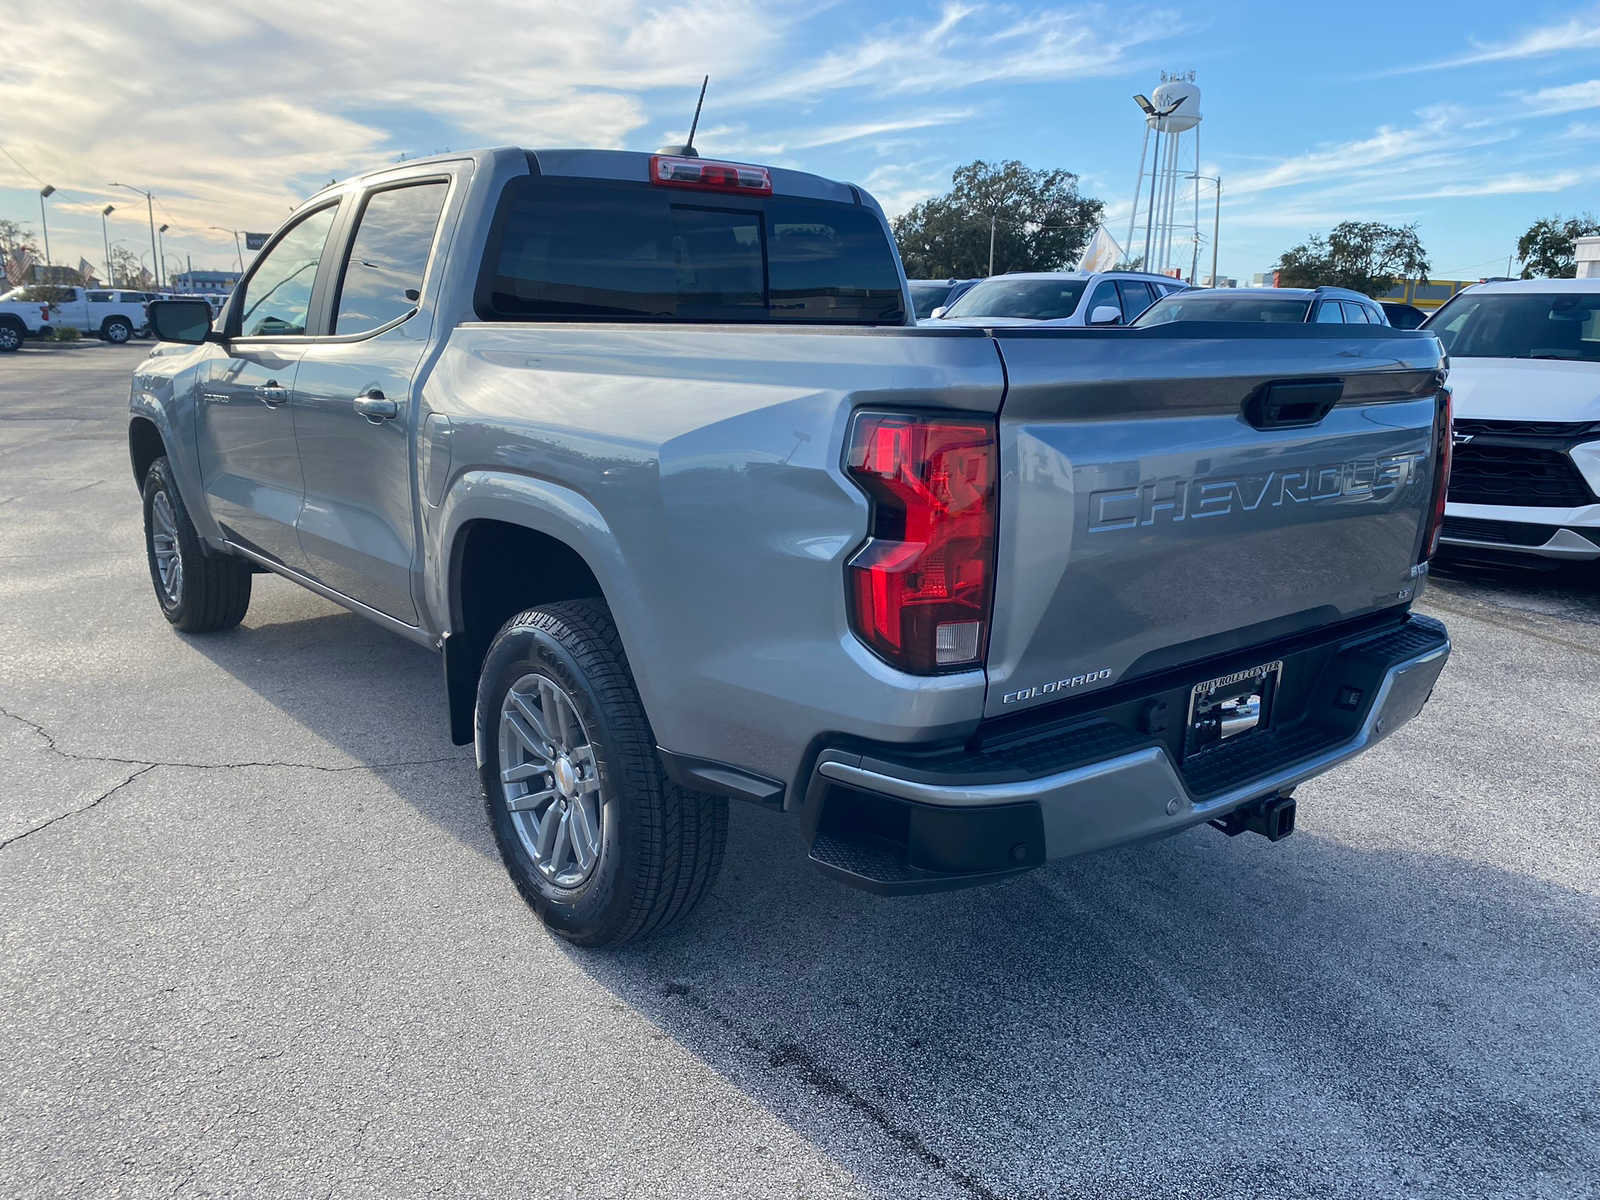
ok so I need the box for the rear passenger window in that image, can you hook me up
[1314,302,1343,323]
[1116,280,1155,321]
[334,181,449,334]
[1340,301,1369,323]
[479,176,905,324]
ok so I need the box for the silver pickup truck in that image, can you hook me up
[132,147,1453,946]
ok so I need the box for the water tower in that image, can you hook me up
[1126,72,1204,280]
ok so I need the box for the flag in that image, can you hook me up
[4,249,35,286]
[1076,226,1123,273]
[78,257,97,283]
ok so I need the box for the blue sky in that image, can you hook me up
[4,0,1598,285]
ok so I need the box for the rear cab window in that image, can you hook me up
[477,175,905,324]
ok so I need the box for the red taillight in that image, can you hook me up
[650,154,772,196]
[1421,386,1453,561]
[844,412,997,673]
[40,305,49,320]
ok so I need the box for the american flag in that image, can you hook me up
[78,257,97,283]
[4,249,36,286]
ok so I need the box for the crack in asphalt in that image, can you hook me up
[654,980,1000,1200]
[0,705,464,852]
[0,705,463,774]
[0,764,156,850]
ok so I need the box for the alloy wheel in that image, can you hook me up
[497,672,603,887]
[149,489,184,606]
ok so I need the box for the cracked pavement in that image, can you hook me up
[3,344,1600,1199]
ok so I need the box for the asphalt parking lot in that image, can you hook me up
[3,342,1598,1199]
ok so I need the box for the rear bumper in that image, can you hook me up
[807,613,1450,893]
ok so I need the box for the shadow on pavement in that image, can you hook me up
[182,588,1600,1198]
[1430,551,1600,625]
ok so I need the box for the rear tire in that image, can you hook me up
[0,318,22,352]
[477,599,727,947]
[102,316,133,344]
[141,457,252,632]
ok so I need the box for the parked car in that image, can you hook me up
[33,286,151,343]
[928,270,1184,326]
[1421,279,1600,561]
[0,286,57,351]
[133,146,1451,946]
[1382,301,1428,329]
[1134,286,1389,327]
[907,277,981,320]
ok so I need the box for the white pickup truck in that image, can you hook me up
[0,287,57,351]
[43,286,151,343]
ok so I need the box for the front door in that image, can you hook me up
[195,204,340,569]
[196,347,307,565]
[292,179,450,622]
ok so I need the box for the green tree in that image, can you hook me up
[108,246,141,287]
[1275,221,1429,296]
[891,160,1103,278]
[0,218,41,262]
[1517,213,1600,279]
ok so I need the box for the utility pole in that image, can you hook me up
[38,185,55,267]
[110,182,162,289]
[988,212,997,276]
[1211,176,1222,287]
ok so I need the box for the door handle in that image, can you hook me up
[353,390,398,423]
[254,381,289,407]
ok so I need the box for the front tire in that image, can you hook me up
[141,457,252,632]
[477,599,727,947]
[103,316,133,344]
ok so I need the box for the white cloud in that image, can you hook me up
[0,0,1170,270]
[1384,9,1600,74]
[724,2,1183,105]
[1517,79,1600,118]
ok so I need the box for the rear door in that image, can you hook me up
[196,203,340,568]
[984,327,1445,717]
[291,174,454,622]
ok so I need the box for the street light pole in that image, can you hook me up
[39,185,56,267]
[110,182,162,289]
[988,212,996,276]
[211,227,245,273]
[158,224,170,291]
[101,205,115,285]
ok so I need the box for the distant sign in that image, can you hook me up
[244,232,270,251]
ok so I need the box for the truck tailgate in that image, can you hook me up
[985,325,1446,718]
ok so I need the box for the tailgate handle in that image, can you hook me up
[1243,379,1343,430]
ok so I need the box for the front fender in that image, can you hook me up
[129,349,222,546]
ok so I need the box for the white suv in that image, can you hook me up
[926,270,1185,327]
[1427,279,1600,561]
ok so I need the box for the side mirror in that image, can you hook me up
[929,306,948,320]
[147,298,215,345]
[1089,304,1123,326]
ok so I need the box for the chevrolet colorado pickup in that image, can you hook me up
[132,147,1453,946]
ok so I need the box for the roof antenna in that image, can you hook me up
[660,75,708,157]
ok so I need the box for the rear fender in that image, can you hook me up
[431,470,655,744]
